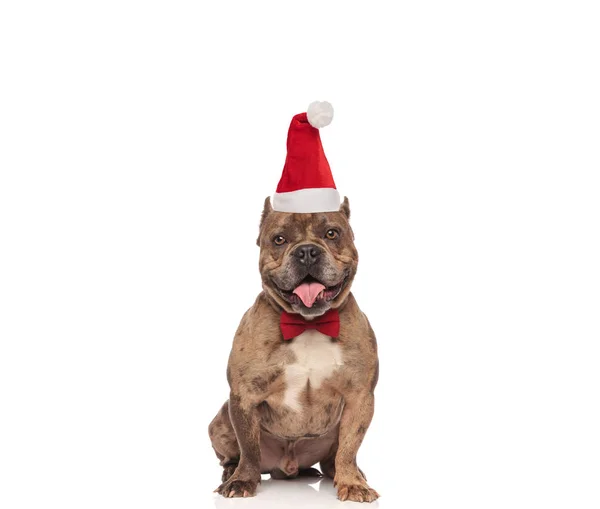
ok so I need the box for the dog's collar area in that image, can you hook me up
[280,309,340,340]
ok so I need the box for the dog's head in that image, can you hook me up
[257,196,358,318]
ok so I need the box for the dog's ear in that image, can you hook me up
[257,196,273,245]
[340,196,351,220]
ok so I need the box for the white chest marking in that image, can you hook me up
[283,330,343,412]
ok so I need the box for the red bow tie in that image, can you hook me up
[280,309,340,340]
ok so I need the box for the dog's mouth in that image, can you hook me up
[276,275,347,309]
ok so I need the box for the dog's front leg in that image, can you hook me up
[334,390,379,502]
[214,393,261,498]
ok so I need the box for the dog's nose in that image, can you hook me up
[293,244,322,265]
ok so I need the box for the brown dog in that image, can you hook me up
[209,196,379,502]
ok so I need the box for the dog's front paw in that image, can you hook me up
[336,482,380,503]
[215,476,259,498]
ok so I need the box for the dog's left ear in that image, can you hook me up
[257,196,273,246]
[339,196,351,220]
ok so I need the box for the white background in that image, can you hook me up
[1,1,599,508]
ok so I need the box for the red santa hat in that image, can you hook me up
[272,101,340,213]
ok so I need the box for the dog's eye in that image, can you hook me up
[273,235,286,246]
[325,229,339,240]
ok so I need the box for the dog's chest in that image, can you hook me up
[282,330,343,412]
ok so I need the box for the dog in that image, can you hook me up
[209,196,379,502]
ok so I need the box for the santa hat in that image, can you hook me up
[272,101,340,213]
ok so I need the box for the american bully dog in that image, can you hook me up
[209,195,379,503]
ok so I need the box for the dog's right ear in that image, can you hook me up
[257,196,273,246]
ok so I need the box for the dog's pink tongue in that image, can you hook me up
[293,282,326,308]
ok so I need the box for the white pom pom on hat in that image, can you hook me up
[306,101,334,129]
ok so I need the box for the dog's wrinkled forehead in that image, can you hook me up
[262,213,346,245]
[258,196,353,249]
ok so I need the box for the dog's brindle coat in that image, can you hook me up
[209,197,379,502]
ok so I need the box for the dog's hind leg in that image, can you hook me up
[208,400,240,482]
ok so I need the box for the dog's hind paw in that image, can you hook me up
[221,463,238,483]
